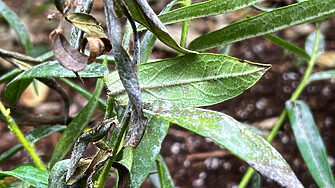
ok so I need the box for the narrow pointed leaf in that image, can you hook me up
[188,0,335,51]
[122,0,195,54]
[67,13,108,38]
[0,145,23,164]
[263,34,310,61]
[60,78,106,112]
[4,61,107,105]
[305,31,325,59]
[0,164,48,188]
[105,53,270,107]
[156,0,261,26]
[50,78,104,168]
[156,154,175,188]
[0,69,23,84]
[130,116,169,188]
[0,0,33,54]
[307,70,335,84]
[286,100,335,188]
[144,100,303,188]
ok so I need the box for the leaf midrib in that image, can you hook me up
[110,67,266,96]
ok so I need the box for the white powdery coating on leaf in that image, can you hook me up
[250,162,304,188]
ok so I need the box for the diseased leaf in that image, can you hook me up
[113,162,131,188]
[0,0,33,54]
[156,154,175,188]
[122,0,195,54]
[0,164,48,188]
[286,100,335,188]
[66,13,108,38]
[66,119,116,183]
[188,0,335,51]
[144,100,303,188]
[104,0,143,114]
[139,0,179,64]
[130,116,169,188]
[307,70,335,84]
[50,30,89,72]
[305,31,325,59]
[104,0,148,149]
[48,159,87,188]
[105,53,270,107]
[49,78,104,168]
[4,61,107,106]
[155,0,261,27]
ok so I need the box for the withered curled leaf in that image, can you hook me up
[66,158,92,185]
[54,0,75,15]
[81,37,112,64]
[50,29,89,72]
[66,13,108,38]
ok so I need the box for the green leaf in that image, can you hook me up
[66,13,108,38]
[307,70,335,84]
[49,78,104,168]
[286,100,335,188]
[156,154,175,188]
[0,164,48,188]
[305,31,325,59]
[122,0,195,54]
[60,78,106,112]
[0,125,66,164]
[130,116,169,188]
[119,146,133,171]
[4,61,108,105]
[0,69,23,84]
[0,0,33,54]
[4,78,33,106]
[26,125,67,144]
[0,145,23,164]
[105,53,270,107]
[188,0,335,51]
[156,0,261,26]
[144,100,303,188]
[263,34,310,61]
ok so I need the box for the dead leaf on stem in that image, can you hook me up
[81,37,112,64]
[50,29,89,72]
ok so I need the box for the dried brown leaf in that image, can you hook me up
[81,36,112,64]
[50,29,89,72]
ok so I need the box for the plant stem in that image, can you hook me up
[178,0,191,56]
[96,108,131,188]
[238,21,321,188]
[0,101,46,171]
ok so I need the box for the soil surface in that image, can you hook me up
[1,1,335,188]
